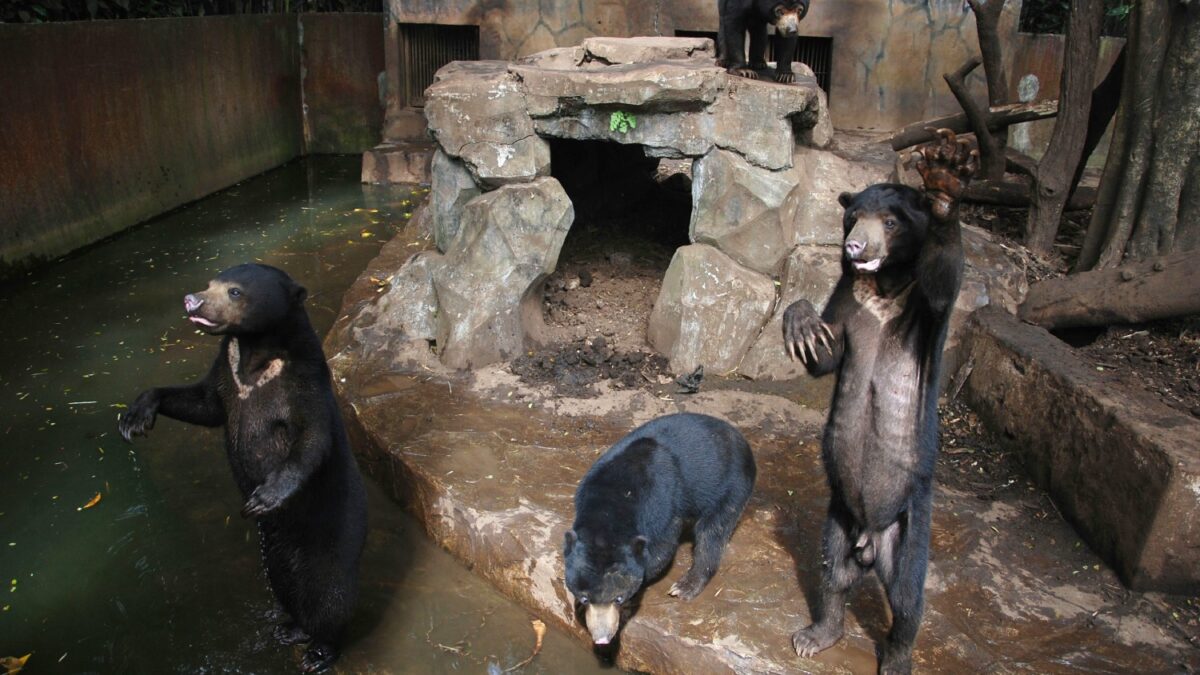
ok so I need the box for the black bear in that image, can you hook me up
[119,263,367,673]
[782,130,977,674]
[718,0,810,83]
[563,412,756,646]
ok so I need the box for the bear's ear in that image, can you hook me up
[838,192,856,208]
[291,284,308,305]
[563,530,577,555]
[631,535,648,560]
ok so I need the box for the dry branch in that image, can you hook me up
[1019,251,1200,329]
[890,100,1059,151]
[943,57,1006,180]
[963,179,1096,210]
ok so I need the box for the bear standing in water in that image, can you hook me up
[563,413,756,648]
[119,263,367,673]
[783,130,977,674]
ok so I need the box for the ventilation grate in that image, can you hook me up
[399,23,480,108]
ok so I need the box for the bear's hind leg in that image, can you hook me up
[793,498,860,658]
[875,498,931,675]
[668,494,748,600]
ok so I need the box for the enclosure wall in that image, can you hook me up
[0,14,384,275]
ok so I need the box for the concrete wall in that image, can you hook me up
[0,14,384,275]
[302,13,386,154]
[384,0,1012,133]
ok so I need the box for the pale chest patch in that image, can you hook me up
[228,337,285,400]
[852,276,914,323]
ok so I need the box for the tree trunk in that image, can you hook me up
[963,180,1096,210]
[944,58,1007,180]
[1019,250,1200,329]
[1080,0,1190,267]
[1025,0,1104,258]
[889,100,1059,151]
[967,0,1009,106]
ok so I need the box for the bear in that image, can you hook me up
[563,412,756,647]
[718,0,810,83]
[781,130,977,674]
[118,263,368,674]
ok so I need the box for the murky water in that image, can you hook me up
[0,157,607,674]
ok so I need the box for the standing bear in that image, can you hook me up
[563,413,756,648]
[119,263,367,674]
[718,0,810,83]
[783,130,977,674]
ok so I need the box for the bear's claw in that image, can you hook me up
[906,128,978,217]
[783,300,834,364]
[118,392,158,442]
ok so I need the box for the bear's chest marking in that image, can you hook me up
[228,337,285,400]
[852,276,913,324]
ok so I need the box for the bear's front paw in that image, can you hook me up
[730,67,759,80]
[783,300,834,364]
[118,391,159,442]
[908,128,979,218]
[775,71,795,84]
[241,482,289,518]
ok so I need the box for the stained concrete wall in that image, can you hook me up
[0,14,384,275]
[302,13,386,154]
[384,0,1013,134]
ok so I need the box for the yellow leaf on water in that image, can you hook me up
[1,653,31,674]
[79,493,102,510]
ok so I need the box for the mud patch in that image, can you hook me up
[1074,316,1200,418]
[510,337,673,398]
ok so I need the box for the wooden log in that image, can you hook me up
[890,100,1060,151]
[1019,251,1200,329]
[962,179,1096,209]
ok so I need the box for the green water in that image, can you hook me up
[0,157,604,674]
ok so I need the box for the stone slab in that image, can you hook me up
[961,306,1200,593]
[361,142,435,185]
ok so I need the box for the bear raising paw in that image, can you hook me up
[120,263,367,674]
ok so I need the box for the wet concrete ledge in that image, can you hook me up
[961,306,1200,594]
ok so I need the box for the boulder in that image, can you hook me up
[432,178,574,369]
[648,244,777,374]
[429,149,481,252]
[690,148,804,275]
[791,146,893,246]
[709,75,822,169]
[360,142,434,185]
[738,245,843,380]
[424,62,548,187]
[532,108,715,159]
[579,36,716,64]
[511,60,725,110]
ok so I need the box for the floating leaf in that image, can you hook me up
[79,493,102,511]
[1,653,31,675]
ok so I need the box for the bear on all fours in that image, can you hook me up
[718,0,810,83]
[783,130,978,674]
[563,413,756,648]
[119,263,367,674]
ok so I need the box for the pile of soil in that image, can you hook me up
[1076,316,1200,417]
[509,336,672,398]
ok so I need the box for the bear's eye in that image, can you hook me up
[578,596,589,605]
[774,5,785,15]
[229,288,243,299]
[884,218,897,230]
[615,595,624,604]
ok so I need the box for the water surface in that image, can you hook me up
[0,157,606,674]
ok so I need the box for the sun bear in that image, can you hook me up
[563,413,756,647]
[718,0,810,83]
[118,263,367,674]
[782,130,977,674]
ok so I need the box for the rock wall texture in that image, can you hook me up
[385,0,1019,133]
[347,37,1027,379]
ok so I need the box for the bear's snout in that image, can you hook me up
[184,294,204,314]
[845,239,866,259]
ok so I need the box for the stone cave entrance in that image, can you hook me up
[537,139,693,355]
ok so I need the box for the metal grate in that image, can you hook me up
[399,23,479,108]
[675,30,832,94]
[772,36,833,93]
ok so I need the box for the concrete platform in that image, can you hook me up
[961,306,1200,594]
[324,262,1199,672]
[361,141,434,185]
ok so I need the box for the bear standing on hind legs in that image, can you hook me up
[783,130,978,674]
[718,0,810,83]
[118,263,367,674]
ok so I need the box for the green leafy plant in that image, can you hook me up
[609,111,637,134]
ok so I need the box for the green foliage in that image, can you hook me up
[609,111,637,134]
[0,0,380,23]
